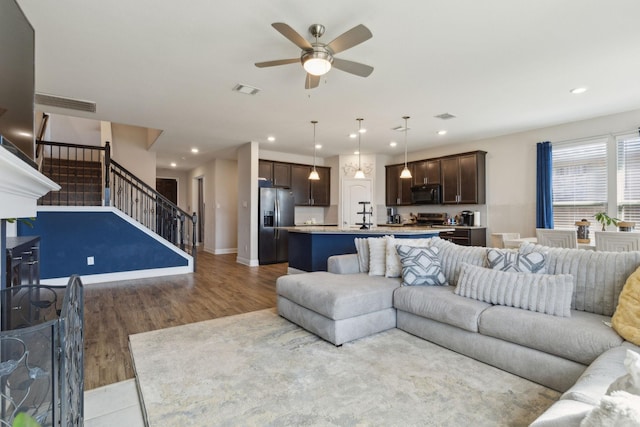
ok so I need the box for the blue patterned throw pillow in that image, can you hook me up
[486,248,546,273]
[396,245,448,286]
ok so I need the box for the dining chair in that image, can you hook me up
[594,231,640,252]
[490,233,521,248]
[535,228,578,248]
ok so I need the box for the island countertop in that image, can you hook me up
[284,225,453,234]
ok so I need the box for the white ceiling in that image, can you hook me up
[16,0,640,170]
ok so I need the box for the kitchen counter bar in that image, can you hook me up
[286,226,448,272]
[285,226,453,234]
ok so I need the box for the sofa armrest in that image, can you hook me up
[327,254,360,274]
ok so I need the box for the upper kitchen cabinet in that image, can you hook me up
[412,159,440,185]
[291,164,330,206]
[258,160,293,188]
[386,164,413,206]
[441,151,486,204]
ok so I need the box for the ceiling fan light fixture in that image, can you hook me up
[302,50,333,76]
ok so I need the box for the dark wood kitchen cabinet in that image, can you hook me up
[412,159,440,185]
[258,160,292,188]
[438,227,486,246]
[441,151,486,204]
[385,164,413,206]
[291,164,330,206]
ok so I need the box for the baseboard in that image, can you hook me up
[40,265,193,285]
[236,256,259,267]
[214,248,237,255]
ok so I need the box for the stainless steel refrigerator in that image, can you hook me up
[259,187,295,264]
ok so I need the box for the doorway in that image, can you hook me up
[156,178,178,204]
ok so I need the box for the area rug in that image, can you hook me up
[129,309,559,426]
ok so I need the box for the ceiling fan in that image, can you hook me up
[255,22,374,89]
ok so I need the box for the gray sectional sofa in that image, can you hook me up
[275,237,640,426]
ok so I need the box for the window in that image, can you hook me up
[552,139,607,232]
[617,134,640,228]
[551,132,640,233]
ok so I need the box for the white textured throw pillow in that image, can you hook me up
[607,350,640,396]
[354,237,370,273]
[385,237,434,278]
[486,248,546,273]
[396,245,448,286]
[368,236,390,276]
[580,391,640,427]
[454,263,574,317]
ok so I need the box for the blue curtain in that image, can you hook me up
[536,141,553,229]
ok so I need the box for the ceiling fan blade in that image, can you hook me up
[255,58,299,68]
[326,24,372,55]
[272,23,313,50]
[332,58,374,77]
[305,74,320,90]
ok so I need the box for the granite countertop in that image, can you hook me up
[285,225,453,234]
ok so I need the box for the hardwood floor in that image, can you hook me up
[83,251,287,390]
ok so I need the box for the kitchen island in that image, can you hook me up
[285,226,449,273]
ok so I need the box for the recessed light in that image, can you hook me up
[267,136,275,142]
[354,150,360,155]
[389,141,397,147]
[315,144,322,149]
[170,162,177,167]
[17,131,32,137]
[570,87,588,94]
[191,148,199,153]
[358,128,367,134]
[437,130,447,135]
[349,133,357,139]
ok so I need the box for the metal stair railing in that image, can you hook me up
[109,159,198,268]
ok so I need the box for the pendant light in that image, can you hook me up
[308,120,320,180]
[400,115,412,179]
[354,118,365,179]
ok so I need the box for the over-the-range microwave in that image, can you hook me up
[410,183,441,205]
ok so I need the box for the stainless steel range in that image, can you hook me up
[416,212,448,226]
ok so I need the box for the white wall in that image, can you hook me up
[111,123,157,188]
[213,159,238,253]
[236,142,258,266]
[48,114,101,146]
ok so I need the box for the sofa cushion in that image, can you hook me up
[486,248,546,273]
[428,237,489,286]
[394,285,491,332]
[385,237,433,278]
[396,245,448,286]
[276,272,400,320]
[520,243,640,316]
[612,265,640,346]
[479,306,624,365]
[454,263,573,317]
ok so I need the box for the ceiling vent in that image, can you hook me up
[232,84,260,95]
[35,93,97,113]
[434,112,456,120]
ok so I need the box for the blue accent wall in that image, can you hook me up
[18,210,189,279]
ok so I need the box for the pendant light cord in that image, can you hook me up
[403,116,410,168]
[357,118,363,170]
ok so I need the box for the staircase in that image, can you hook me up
[35,139,198,270]
[39,157,102,206]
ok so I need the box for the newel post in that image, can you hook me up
[104,141,111,206]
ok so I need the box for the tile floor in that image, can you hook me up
[84,379,145,426]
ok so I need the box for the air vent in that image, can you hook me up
[35,93,97,113]
[232,84,260,95]
[434,112,456,120]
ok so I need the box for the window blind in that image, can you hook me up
[552,140,607,230]
[617,134,640,230]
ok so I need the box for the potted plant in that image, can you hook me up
[594,212,619,231]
